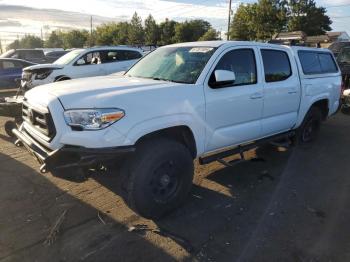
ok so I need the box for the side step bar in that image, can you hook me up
[198,131,295,165]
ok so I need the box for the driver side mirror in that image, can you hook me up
[210,70,236,88]
[76,59,86,65]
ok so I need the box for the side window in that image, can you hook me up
[298,51,322,74]
[2,61,15,69]
[77,51,101,65]
[298,51,338,75]
[261,49,292,82]
[319,53,338,73]
[210,48,257,87]
[104,51,119,63]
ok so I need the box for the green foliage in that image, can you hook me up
[287,0,331,35]
[174,19,212,43]
[7,35,43,50]
[144,14,159,46]
[62,30,89,49]
[230,0,331,40]
[45,31,64,48]
[199,28,220,41]
[128,12,144,45]
[159,19,177,45]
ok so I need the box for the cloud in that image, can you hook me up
[0,19,22,27]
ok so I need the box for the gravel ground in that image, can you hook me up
[0,113,349,262]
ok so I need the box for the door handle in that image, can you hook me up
[250,92,263,99]
[288,90,297,94]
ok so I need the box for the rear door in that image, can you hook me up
[103,50,142,74]
[204,46,264,152]
[258,48,301,136]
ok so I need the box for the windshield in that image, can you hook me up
[338,48,350,64]
[126,46,216,84]
[0,49,15,58]
[54,49,84,65]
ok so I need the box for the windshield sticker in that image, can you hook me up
[189,47,214,53]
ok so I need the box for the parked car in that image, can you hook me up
[342,89,350,114]
[21,46,143,89]
[0,58,35,89]
[44,50,69,63]
[13,41,341,219]
[0,49,47,64]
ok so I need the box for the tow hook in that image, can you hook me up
[14,139,23,147]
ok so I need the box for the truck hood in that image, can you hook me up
[24,63,64,71]
[25,75,179,109]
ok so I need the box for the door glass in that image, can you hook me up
[78,51,101,65]
[319,53,338,73]
[2,61,16,69]
[261,49,292,82]
[210,49,257,87]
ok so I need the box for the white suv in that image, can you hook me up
[14,41,341,219]
[21,46,143,89]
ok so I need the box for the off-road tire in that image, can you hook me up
[295,106,322,144]
[122,138,194,219]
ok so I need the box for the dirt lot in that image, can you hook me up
[0,113,350,262]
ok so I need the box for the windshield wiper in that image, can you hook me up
[152,77,189,84]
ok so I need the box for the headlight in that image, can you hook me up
[35,70,52,80]
[64,108,125,130]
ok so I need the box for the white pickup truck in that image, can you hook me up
[13,41,341,218]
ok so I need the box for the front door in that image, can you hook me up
[71,51,106,79]
[204,47,264,152]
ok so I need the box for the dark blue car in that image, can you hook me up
[0,58,35,89]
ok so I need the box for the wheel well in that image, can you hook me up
[312,99,329,120]
[135,126,197,158]
[54,75,70,82]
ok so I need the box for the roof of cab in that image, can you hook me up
[167,40,291,49]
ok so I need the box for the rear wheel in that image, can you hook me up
[296,107,322,144]
[122,138,194,219]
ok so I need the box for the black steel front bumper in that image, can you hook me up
[12,128,135,173]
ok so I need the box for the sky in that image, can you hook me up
[0,0,349,47]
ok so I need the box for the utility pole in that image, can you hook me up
[227,0,232,40]
[90,16,93,47]
[0,37,3,54]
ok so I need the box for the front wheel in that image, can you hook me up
[295,107,322,144]
[122,138,194,219]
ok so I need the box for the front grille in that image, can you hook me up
[22,102,56,140]
[22,71,32,81]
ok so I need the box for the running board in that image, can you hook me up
[199,131,295,165]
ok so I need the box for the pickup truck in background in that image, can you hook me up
[13,41,341,219]
[21,46,143,89]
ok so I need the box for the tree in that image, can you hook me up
[45,31,64,48]
[62,30,89,48]
[159,19,177,45]
[7,35,43,50]
[287,0,331,35]
[128,12,144,45]
[230,3,259,40]
[95,23,120,45]
[174,19,212,42]
[199,29,220,41]
[144,14,160,46]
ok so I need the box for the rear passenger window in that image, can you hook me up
[261,49,292,82]
[318,53,338,73]
[298,51,338,75]
[210,48,257,87]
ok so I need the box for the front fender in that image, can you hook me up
[121,114,205,156]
